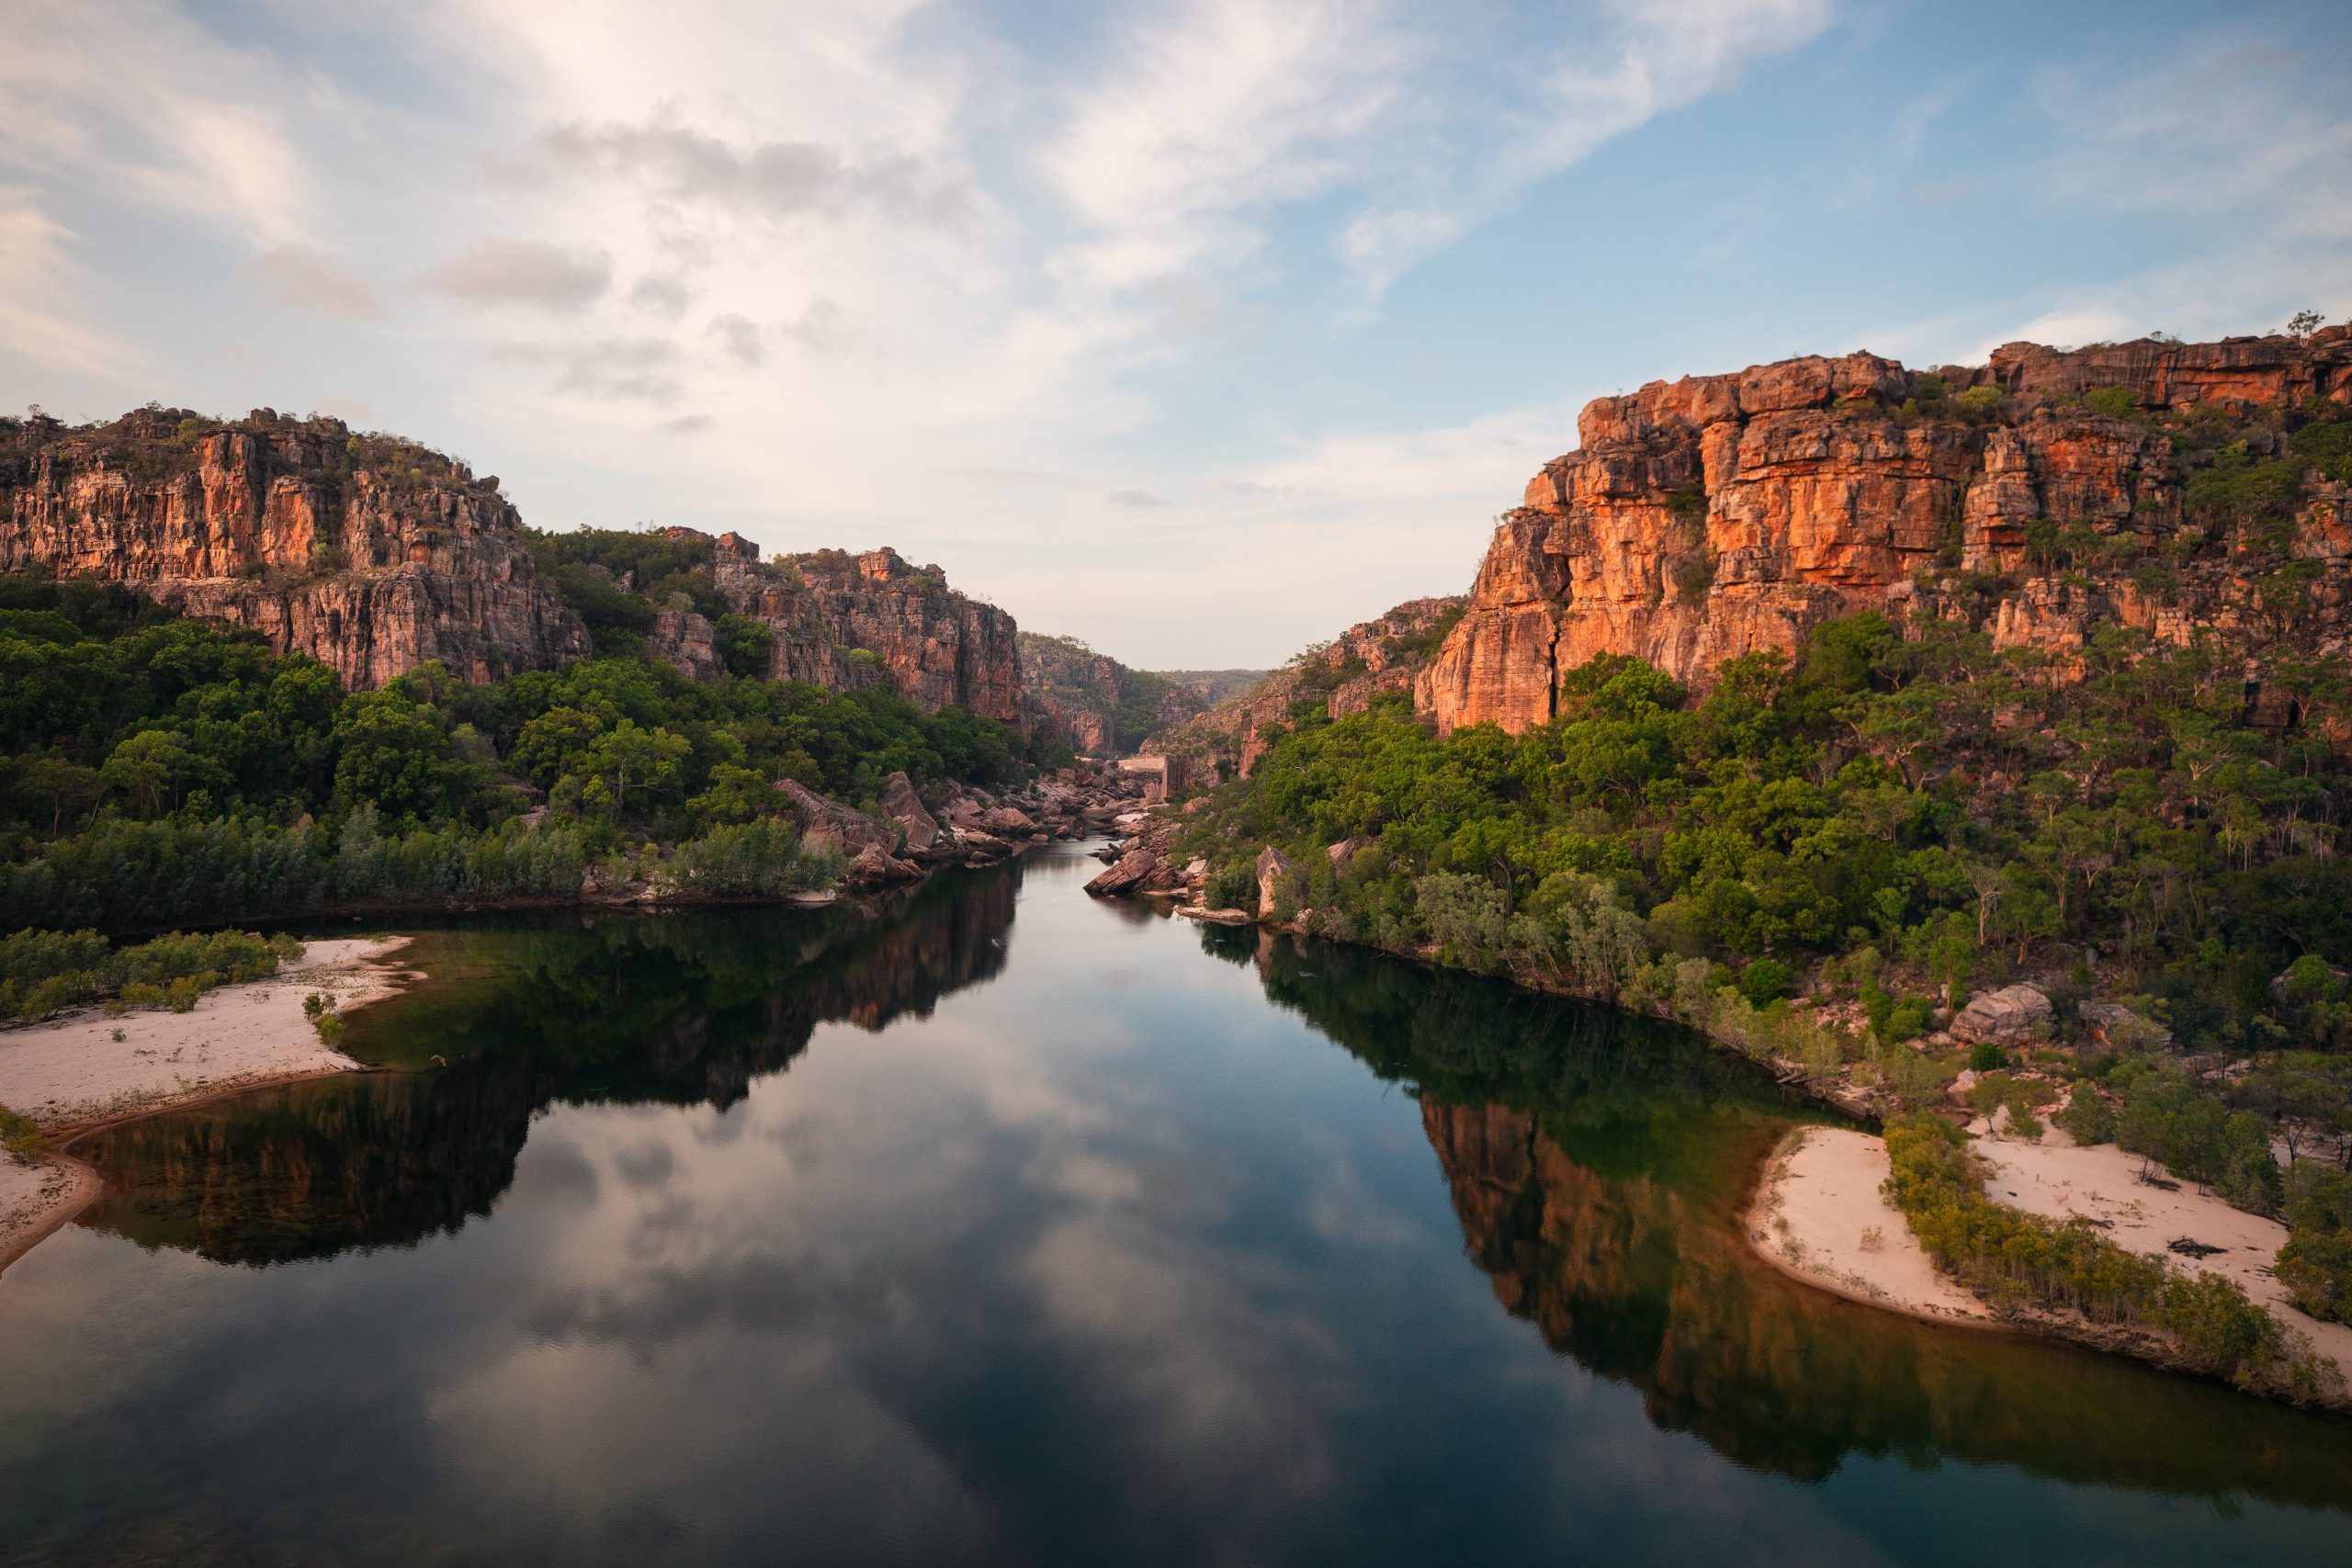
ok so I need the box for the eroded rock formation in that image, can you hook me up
[0,407,589,689]
[1420,331,2352,733]
[1151,595,1463,776]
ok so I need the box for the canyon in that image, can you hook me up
[1418,330,2352,734]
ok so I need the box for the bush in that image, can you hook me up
[0,1104,42,1159]
[1736,958,1792,1009]
[0,927,298,1021]
[2055,1090,2118,1145]
[1203,858,1260,916]
[1968,1041,2007,1072]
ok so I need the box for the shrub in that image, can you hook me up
[1736,958,1792,1009]
[1967,1041,2007,1072]
[0,1104,42,1159]
[1203,858,1260,916]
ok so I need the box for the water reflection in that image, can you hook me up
[80,867,1019,1264]
[14,849,2352,1568]
[1238,932,2352,1506]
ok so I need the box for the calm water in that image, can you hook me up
[4,843,2351,1566]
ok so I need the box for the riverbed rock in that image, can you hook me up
[878,771,939,853]
[981,806,1038,837]
[1086,849,1163,897]
[845,843,923,888]
[1951,985,2052,1044]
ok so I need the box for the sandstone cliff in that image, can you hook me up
[1152,595,1464,775]
[0,407,590,689]
[1016,631,1206,755]
[1420,330,2352,734]
[627,530,1023,724]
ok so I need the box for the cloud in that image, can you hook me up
[660,413,714,434]
[244,244,381,320]
[529,116,972,230]
[494,335,682,402]
[422,239,613,311]
[1338,0,1837,293]
[707,312,765,367]
[0,186,140,378]
[1107,488,1168,509]
[628,272,692,318]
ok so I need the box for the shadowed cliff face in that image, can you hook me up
[1420,330,2352,733]
[1237,931,2352,1505]
[77,864,1022,1264]
[0,408,590,690]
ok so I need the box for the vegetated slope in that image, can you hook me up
[1420,329,2352,733]
[1014,632,1210,756]
[1148,596,1463,776]
[1143,324,2352,1382]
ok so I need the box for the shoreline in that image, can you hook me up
[0,935,415,1279]
[1746,1126,2005,1332]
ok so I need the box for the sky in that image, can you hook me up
[4,0,2350,670]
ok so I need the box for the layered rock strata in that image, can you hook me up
[0,409,591,690]
[1420,331,2352,734]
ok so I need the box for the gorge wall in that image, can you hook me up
[0,407,589,690]
[1152,595,1463,776]
[645,532,1024,724]
[1419,330,2352,734]
[0,409,1029,722]
[1016,632,1207,755]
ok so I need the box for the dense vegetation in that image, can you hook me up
[0,570,1044,929]
[0,928,299,1021]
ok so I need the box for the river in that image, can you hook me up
[3,842,2348,1565]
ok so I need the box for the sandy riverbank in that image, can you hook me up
[1973,1131,2352,1371]
[0,936,412,1277]
[1748,1127,1997,1326]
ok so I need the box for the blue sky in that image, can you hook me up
[4,0,2348,668]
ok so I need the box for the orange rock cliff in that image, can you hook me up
[1419,331,2352,735]
[0,408,1024,722]
[0,407,588,690]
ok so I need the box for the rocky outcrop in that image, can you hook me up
[639,531,1024,724]
[1018,631,1206,755]
[0,408,589,689]
[1951,984,2052,1045]
[878,771,939,854]
[1420,330,2352,734]
[1150,595,1464,775]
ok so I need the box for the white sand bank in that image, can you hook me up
[0,936,408,1128]
[1749,1127,1996,1325]
[1974,1134,2352,1370]
[0,935,412,1278]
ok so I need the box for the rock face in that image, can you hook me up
[878,771,939,854]
[1420,331,2352,734]
[643,532,1023,724]
[1017,631,1206,755]
[0,408,589,689]
[1151,596,1464,776]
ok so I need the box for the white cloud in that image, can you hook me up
[421,239,615,311]
[0,187,140,381]
[245,244,382,321]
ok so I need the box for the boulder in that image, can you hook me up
[775,779,894,856]
[1951,984,2052,1044]
[878,770,938,852]
[1086,849,1163,896]
[981,806,1038,836]
[956,829,1012,863]
[845,843,923,887]
[1326,836,1372,872]
[1255,846,1296,918]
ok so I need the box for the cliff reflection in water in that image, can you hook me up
[1233,929,2352,1508]
[77,863,1023,1265]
